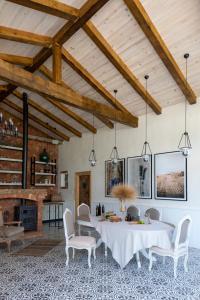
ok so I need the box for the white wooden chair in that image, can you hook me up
[127,205,140,220]
[149,215,192,278]
[77,203,94,236]
[144,207,162,221]
[63,208,96,268]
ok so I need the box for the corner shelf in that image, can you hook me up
[0,183,22,186]
[0,157,22,162]
[0,145,23,151]
[35,161,56,166]
[0,170,22,174]
[31,156,57,187]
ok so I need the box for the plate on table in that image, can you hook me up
[109,216,122,222]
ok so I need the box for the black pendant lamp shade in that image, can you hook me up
[141,75,152,162]
[89,114,97,167]
[110,89,120,165]
[178,53,192,157]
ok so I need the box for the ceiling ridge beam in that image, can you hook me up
[12,90,82,137]
[7,0,79,21]
[124,0,196,104]
[0,59,138,127]
[83,20,162,114]
[0,25,52,46]
[0,53,33,66]
[4,98,69,141]
[39,65,97,133]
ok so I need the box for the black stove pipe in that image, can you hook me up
[22,92,28,189]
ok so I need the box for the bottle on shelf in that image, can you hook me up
[96,205,99,217]
[102,205,105,215]
[98,203,101,216]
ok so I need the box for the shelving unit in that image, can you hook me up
[31,156,57,187]
[0,144,22,187]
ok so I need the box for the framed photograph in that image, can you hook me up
[105,159,125,197]
[154,151,187,201]
[127,155,152,199]
[60,171,68,189]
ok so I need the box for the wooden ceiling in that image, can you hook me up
[0,0,199,142]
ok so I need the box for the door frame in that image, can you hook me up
[75,171,91,218]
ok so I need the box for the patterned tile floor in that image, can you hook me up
[0,223,200,300]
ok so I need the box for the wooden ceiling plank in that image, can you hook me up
[0,53,33,66]
[39,65,97,133]
[4,98,69,141]
[53,43,62,83]
[7,0,79,21]
[12,90,82,137]
[0,0,109,102]
[84,20,162,114]
[0,25,52,46]
[123,0,196,104]
[62,48,137,117]
[3,99,56,140]
[0,59,138,127]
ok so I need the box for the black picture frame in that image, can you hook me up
[127,155,152,199]
[105,159,125,197]
[154,151,187,201]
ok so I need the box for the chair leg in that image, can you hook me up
[7,240,11,253]
[93,247,96,260]
[174,257,178,278]
[72,248,75,260]
[149,251,153,271]
[78,225,81,236]
[136,252,141,269]
[88,248,92,268]
[184,253,188,272]
[105,244,107,257]
[65,247,69,266]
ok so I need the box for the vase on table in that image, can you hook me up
[120,199,126,220]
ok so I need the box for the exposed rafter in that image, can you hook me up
[0,0,109,104]
[39,65,97,134]
[0,25,52,46]
[0,59,138,127]
[62,48,136,118]
[4,99,70,141]
[84,21,162,114]
[52,43,62,83]
[0,53,33,66]
[13,91,82,137]
[7,0,79,21]
[123,0,196,105]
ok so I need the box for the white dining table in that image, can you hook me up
[90,216,174,269]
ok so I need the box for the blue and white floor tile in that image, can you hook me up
[0,227,200,300]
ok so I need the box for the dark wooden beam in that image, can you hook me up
[53,43,62,83]
[84,20,162,114]
[124,0,196,104]
[7,0,79,21]
[0,53,33,66]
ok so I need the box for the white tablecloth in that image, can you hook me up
[91,217,173,269]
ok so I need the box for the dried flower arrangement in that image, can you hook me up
[112,184,137,212]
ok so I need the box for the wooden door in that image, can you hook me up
[75,171,91,217]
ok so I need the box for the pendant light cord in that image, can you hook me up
[144,75,149,142]
[114,90,117,148]
[185,56,188,133]
[92,113,95,149]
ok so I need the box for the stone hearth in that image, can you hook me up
[0,189,47,232]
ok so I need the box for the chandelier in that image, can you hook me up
[178,53,192,157]
[141,75,152,162]
[0,112,18,138]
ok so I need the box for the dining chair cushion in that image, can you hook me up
[68,236,96,248]
[2,226,24,238]
[64,210,75,237]
[145,208,160,221]
[79,205,90,217]
[77,215,90,222]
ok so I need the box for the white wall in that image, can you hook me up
[59,101,200,248]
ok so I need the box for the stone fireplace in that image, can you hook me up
[0,189,47,232]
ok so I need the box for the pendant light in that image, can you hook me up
[178,53,192,157]
[89,113,97,167]
[110,89,120,165]
[141,75,152,162]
